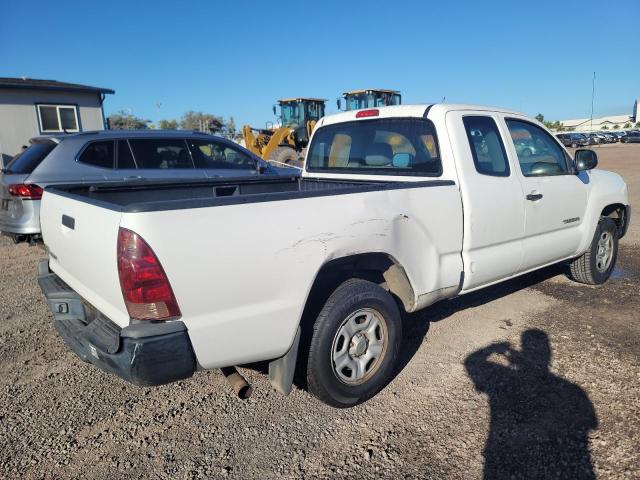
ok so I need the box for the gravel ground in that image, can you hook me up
[1,144,639,479]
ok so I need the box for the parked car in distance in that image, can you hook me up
[622,131,640,143]
[612,131,626,140]
[0,130,298,242]
[556,132,589,148]
[37,104,630,407]
[588,132,605,144]
[601,132,617,143]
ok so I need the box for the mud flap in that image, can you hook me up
[268,326,301,395]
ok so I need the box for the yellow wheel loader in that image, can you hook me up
[243,98,326,166]
[338,89,402,111]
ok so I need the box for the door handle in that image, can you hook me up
[526,193,543,201]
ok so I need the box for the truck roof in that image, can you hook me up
[319,103,528,127]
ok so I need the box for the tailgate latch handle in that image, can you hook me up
[62,214,75,230]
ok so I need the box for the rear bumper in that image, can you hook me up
[0,198,41,235]
[37,260,196,386]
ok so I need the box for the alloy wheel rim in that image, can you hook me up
[595,231,614,273]
[331,308,388,385]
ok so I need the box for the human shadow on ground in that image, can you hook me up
[465,330,598,479]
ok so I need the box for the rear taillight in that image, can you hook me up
[356,109,379,118]
[8,184,43,200]
[117,227,181,321]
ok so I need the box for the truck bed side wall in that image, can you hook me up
[122,185,463,369]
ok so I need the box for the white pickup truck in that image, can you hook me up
[38,104,630,407]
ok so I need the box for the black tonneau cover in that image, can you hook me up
[45,175,454,213]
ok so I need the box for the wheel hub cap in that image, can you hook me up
[331,308,389,385]
[596,231,613,273]
[349,333,369,357]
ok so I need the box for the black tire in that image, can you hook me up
[306,279,402,408]
[268,146,299,166]
[567,217,618,285]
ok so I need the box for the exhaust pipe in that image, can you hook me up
[221,366,253,399]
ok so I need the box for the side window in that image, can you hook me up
[128,139,193,169]
[117,140,136,169]
[78,141,114,169]
[462,116,510,177]
[506,119,569,176]
[187,140,256,170]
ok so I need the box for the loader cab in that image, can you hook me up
[340,89,402,111]
[277,98,327,129]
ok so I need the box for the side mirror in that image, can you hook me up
[272,105,277,116]
[256,161,267,174]
[575,149,598,171]
[392,152,412,168]
[336,98,342,110]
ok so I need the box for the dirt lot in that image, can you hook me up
[1,144,639,479]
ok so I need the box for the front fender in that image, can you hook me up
[577,169,629,253]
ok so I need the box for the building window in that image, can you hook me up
[36,104,80,133]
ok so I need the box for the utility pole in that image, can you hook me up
[590,72,596,133]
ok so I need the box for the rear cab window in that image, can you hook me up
[4,141,56,174]
[307,118,442,176]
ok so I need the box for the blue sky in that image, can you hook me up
[2,0,638,127]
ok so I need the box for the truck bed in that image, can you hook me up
[46,176,453,213]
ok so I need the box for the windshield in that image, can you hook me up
[4,141,56,174]
[280,101,325,127]
[346,92,401,110]
[307,118,441,176]
[280,102,304,128]
[306,102,325,122]
[347,94,374,111]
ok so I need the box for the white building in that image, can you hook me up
[559,99,639,132]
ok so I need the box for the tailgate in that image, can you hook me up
[40,190,130,328]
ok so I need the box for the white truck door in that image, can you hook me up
[501,117,589,270]
[446,111,526,290]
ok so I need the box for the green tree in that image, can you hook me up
[613,124,620,129]
[602,125,609,130]
[158,119,178,130]
[624,122,631,129]
[180,111,224,134]
[222,117,238,140]
[636,122,640,128]
[535,113,545,123]
[107,110,150,130]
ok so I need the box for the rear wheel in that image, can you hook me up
[268,146,299,166]
[567,217,618,285]
[306,279,402,408]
